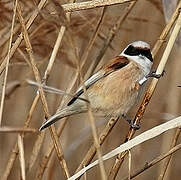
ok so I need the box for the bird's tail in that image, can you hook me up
[39,104,87,131]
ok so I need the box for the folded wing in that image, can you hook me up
[67,56,130,106]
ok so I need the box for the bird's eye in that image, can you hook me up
[140,49,153,62]
[124,45,140,56]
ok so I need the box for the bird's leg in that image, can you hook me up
[146,70,165,79]
[122,114,140,130]
[139,70,165,86]
[139,77,148,86]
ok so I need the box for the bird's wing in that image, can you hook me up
[67,56,130,106]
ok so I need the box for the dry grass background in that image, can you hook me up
[0,0,181,180]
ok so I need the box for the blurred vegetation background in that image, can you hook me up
[0,0,181,180]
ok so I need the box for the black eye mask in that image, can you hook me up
[124,45,153,62]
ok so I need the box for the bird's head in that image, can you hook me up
[121,41,153,74]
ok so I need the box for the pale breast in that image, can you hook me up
[87,62,144,116]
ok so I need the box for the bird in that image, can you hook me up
[40,40,158,131]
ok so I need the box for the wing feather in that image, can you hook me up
[67,56,129,106]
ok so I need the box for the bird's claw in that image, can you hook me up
[146,70,165,79]
[128,120,140,130]
[129,121,140,131]
[122,114,140,130]
[139,70,165,86]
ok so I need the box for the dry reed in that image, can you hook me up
[1,0,181,180]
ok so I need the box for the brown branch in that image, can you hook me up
[28,0,77,178]
[17,3,70,179]
[77,12,113,48]
[0,0,47,75]
[75,117,119,173]
[36,77,85,179]
[1,0,71,178]
[158,128,181,180]
[90,0,136,75]
[0,127,37,133]
[17,134,26,180]
[2,144,19,180]
[123,143,181,180]
[26,131,45,173]
[108,1,181,179]
[80,7,107,67]
[0,0,18,125]
[1,94,40,180]
[36,5,108,180]
[17,48,31,67]
[27,11,73,180]
[0,11,30,48]
[62,0,136,13]
[36,118,68,179]
[68,19,108,179]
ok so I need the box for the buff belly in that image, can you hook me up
[86,62,144,116]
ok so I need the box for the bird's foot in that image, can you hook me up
[146,70,165,79]
[122,114,140,130]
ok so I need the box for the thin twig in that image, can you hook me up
[108,2,181,179]
[42,26,66,82]
[28,0,76,177]
[26,20,70,180]
[27,0,77,177]
[17,48,31,67]
[1,95,39,180]
[36,119,68,179]
[18,134,26,180]
[85,99,107,180]
[67,15,107,177]
[75,117,119,173]
[1,0,70,178]
[123,143,181,180]
[67,7,108,180]
[26,131,45,173]
[62,0,136,13]
[158,128,181,180]
[0,127,37,133]
[128,150,131,180]
[0,0,47,75]
[77,12,113,48]
[36,77,85,179]
[0,11,30,48]
[36,5,108,179]
[91,1,137,75]
[152,3,181,56]
[17,3,70,178]
[66,116,181,180]
[0,0,18,125]
[80,7,107,64]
